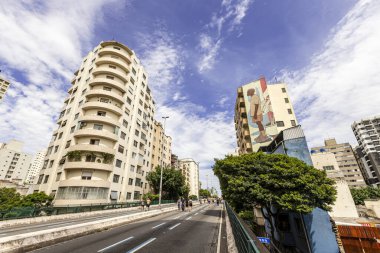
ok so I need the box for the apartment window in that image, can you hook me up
[93,124,103,130]
[70,126,75,133]
[115,159,122,168]
[66,108,71,114]
[81,89,87,95]
[132,67,136,75]
[128,178,133,185]
[54,146,59,153]
[90,139,100,145]
[120,131,126,140]
[118,145,125,153]
[130,77,135,84]
[47,146,53,155]
[88,67,93,73]
[58,132,63,139]
[291,120,296,127]
[276,121,285,127]
[99,98,110,103]
[133,141,138,147]
[323,166,335,171]
[49,160,54,168]
[130,165,135,172]
[132,152,136,159]
[143,74,146,80]
[284,98,289,103]
[126,192,132,200]
[135,130,139,136]
[126,97,132,105]
[37,175,44,184]
[109,65,116,69]
[97,111,106,116]
[113,174,120,183]
[282,88,286,93]
[78,100,83,107]
[74,113,79,120]
[103,86,112,91]
[138,109,142,116]
[123,120,128,128]
[288,109,293,114]
[43,175,49,184]
[65,140,71,149]
[56,172,61,182]
[106,75,114,80]
[113,46,120,50]
[81,170,92,180]
[85,155,96,162]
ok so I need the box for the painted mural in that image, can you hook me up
[242,78,278,151]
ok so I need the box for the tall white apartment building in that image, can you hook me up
[0,76,10,102]
[26,149,46,184]
[0,140,32,181]
[352,115,380,185]
[235,77,298,153]
[37,41,156,205]
[150,120,172,170]
[178,158,199,198]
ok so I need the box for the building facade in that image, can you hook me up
[178,158,199,198]
[150,120,172,170]
[36,41,156,205]
[0,76,10,102]
[171,154,179,169]
[0,140,32,181]
[352,115,380,185]
[235,77,298,154]
[25,149,46,184]
[311,152,358,218]
[311,138,366,188]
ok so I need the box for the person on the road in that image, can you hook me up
[146,198,151,211]
[216,199,220,206]
[177,198,181,211]
[189,199,193,211]
[181,199,185,212]
[140,199,145,211]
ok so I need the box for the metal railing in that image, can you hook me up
[225,202,269,253]
[0,200,175,221]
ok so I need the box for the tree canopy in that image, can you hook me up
[350,187,380,205]
[0,188,53,210]
[146,166,187,200]
[213,152,337,214]
[199,188,211,198]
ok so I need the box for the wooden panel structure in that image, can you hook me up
[338,225,380,253]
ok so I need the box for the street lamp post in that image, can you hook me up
[158,116,169,208]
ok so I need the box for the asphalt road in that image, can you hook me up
[0,204,174,238]
[30,204,227,253]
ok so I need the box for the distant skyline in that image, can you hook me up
[1,0,380,192]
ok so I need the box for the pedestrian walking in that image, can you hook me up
[177,198,181,211]
[216,198,220,206]
[140,199,145,211]
[185,199,189,212]
[189,199,193,211]
[146,198,151,211]
[181,199,185,212]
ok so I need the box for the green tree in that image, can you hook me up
[213,152,336,231]
[350,187,380,205]
[199,188,211,198]
[0,188,22,210]
[21,192,53,208]
[146,166,186,200]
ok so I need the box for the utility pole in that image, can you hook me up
[158,116,169,209]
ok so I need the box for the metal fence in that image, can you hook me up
[225,202,269,253]
[0,199,175,221]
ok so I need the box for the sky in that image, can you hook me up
[1,0,380,194]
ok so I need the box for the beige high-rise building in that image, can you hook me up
[0,76,10,102]
[36,41,156,205]
[150,120,172,170]
[178,158,199,198]
[0,140,32,181]
[235,77,298,154]
[26,149,46,184]
[311,138,366,188]
[311,152,358,218]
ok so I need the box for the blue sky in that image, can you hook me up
[1,0,380,193]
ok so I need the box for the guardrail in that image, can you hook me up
[225,202,269,253]
[0,200,175,221]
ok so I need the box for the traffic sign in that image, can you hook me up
[257,237,270,244]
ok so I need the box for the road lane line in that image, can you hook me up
[194,212,199,215]
[173,215,181,219]
[169,223,181,230]
[98,236,134,252]
[216,205,224,253]
[126,237,156,253]
[152,222,166,229]
[185,216,192,220]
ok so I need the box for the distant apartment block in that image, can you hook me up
[311,152,358,218]
[0,76,10,102]
[25,149,46,184]
[235,76,298,154]
[352,115,380,185]
[36,41,156,205]
[311,138,366,188]
[0,140,32,181]
[171,153,179,169]
[150,120,172,170]
[178,158,199,198]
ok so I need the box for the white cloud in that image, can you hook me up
[0,0,117,154]
[198,0,253,73]
[282,0,380,147]
[218,96,229,107]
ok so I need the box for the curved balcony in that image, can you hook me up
[58,179,111,188]
[82,101,123,116]
[79,115,121,128]
[95,56,130,74]
[64,161,113,172]
[74,129,118,142]
[67,144,116,155]
[86,89,124,104]
[98,47,132,65]
[89,77,126,93]
[93,67,128,83]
